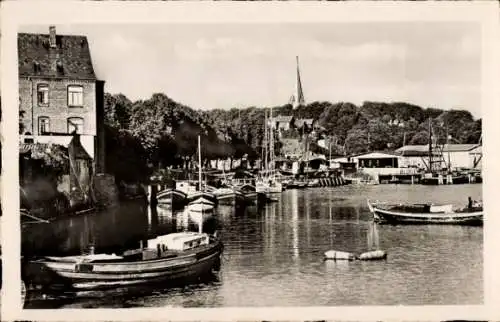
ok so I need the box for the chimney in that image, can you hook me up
[49,26,56,48]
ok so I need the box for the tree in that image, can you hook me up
[409,130,429,145]
[345,128,369,154]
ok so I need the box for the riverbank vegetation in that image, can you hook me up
[101,93,481,183]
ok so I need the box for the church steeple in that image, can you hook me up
[289,56,305,109]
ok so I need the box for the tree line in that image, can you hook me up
[104,93,482,183]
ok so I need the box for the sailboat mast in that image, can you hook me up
[270,106,274,172]
[446,125,451,172]
[198,135,202,191]
[428,118,433,173]
[264,109,268,171]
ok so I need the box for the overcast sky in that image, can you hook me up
[20,22,481,117]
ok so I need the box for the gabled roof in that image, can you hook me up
[18,32,96,80]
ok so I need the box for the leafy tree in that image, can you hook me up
[345,128,369,154]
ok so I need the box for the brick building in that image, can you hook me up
[18,26,106,172]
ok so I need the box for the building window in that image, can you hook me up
[37,84,49,106]
[68,85,83,107]
[38,117,50,134]
[67,117,84,134]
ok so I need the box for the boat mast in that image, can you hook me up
[270,106,274,174]
[446,124,451,172]
[198,135,202,191]
[264,109,268,172]
[428,118,433,173]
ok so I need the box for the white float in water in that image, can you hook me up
[324,250,356,261]
[324,249,387,261]
[358,250,387,261]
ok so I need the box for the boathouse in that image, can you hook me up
[18,26,106,172]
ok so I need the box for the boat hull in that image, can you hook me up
[24,242,223,291]
[255,182,283,194]
[367,202,483,226]
[156,189,187,209]
[187,192,217,205]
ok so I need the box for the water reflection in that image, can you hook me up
[23,184,483,307]
[290,189,299,259]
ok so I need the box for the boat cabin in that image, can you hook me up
[176,181,198,195]
[148,232,209,252]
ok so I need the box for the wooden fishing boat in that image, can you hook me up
[24,232,223,291]
[187,196,215,214]
[156,189,187,210]
[186,136,217,214]
[235,184,258,203]
[367,200,483,226]
[209,187,238,206]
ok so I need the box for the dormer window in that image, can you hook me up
[37,84,49,106]
[67,85,83,107]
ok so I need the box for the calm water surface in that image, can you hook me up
[23,184,483,308]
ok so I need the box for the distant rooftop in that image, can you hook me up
[396,144,479,153]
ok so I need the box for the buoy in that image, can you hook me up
[324,250,356,261]
[358,250,387,261]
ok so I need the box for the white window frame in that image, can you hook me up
[67,117,84,134]
[38,117,50,134]
[67,85,83,107]
[37,84,49,106]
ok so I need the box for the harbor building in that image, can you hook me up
[18,26,106,172]
[396,144,480,170]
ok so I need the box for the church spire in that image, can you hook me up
[290,56,305,109]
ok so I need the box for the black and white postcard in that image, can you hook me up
[1,1,499,321]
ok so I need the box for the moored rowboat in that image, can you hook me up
[367,199,483,226]
[23,232,223,291]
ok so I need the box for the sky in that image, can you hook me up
[19,22,482,117]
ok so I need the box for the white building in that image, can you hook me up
[396,144,480,170]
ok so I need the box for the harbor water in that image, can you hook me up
[22,184,483,308]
